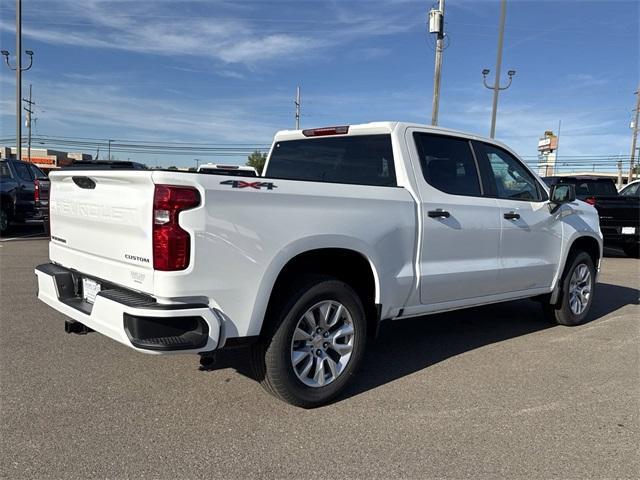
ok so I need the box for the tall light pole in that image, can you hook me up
[1,0,34,160]
[628,86,639,183]
[429,0,446,126]
[294,85,301,130]
[481,0,515,139]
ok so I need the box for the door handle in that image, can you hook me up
[428,209,450,218]
[504,211,520,220]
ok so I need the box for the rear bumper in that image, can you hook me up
[602,231,639,247]
[35,263,220,354]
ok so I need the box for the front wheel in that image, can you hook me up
[252,276,367,408]
[544,251,596,326]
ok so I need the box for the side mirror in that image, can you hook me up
[549,184,576,212]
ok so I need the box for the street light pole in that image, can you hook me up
[16,0,21,160]
[429,0,445,126]
[481,0,515,139]
[1,0,34,161]
[628,86,640,183]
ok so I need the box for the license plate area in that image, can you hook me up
[621,227,636,235]
[82,277,102,304]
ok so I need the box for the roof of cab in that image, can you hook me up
[273,121,513,151]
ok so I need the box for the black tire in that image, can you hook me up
[544,251,596,326]
[622,244,640,258]
[0,207,9,236]
[252,275,367,408]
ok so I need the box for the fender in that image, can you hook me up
[549,231,603,304]
[245,234,382,337]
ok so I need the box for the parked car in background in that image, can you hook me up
[0,158,49,235]
[619,179,640,196]
[36,122,603,407]
[543,176,640,257]
[197,163,258,177]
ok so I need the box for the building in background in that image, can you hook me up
[0,147,92,172]
[537,131,558,177]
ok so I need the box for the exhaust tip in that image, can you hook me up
[65,321,94,335]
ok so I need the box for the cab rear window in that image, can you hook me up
[266,135,396,187]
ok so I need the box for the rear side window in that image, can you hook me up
[413,132,481,196]
[13,162,33,182]
[267,135,396,187]
[28,164,45,178]
[0,162,10,178]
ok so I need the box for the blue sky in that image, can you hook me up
[0,0,638,168]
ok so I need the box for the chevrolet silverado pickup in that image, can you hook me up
[36,122,602,407]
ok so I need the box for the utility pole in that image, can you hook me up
[481,0,515,139]
[1,0,34,160]
[617,160,623,189]
[429,0,445,126]
[23,83,34,162]
[294,85,301,130]
[628,86,640,183]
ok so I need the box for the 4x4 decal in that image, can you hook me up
[220,180,278,190]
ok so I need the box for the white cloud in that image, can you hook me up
[0,0,414,67]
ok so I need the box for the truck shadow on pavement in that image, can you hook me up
[210,282,638,403]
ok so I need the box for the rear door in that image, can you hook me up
[473,141,563,292]
[407,130,502,305]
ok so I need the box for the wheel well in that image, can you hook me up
[568,236,600,267]
[261,248,378,338]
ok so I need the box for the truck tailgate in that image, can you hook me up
[48,170,156,293]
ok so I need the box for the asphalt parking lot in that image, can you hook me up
[1,228,638,479]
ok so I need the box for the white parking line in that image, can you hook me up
[0,233,49,242]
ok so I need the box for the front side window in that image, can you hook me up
[413,132,481,196]
[267,134,396,187]
[0,163,10,178]
[481,144,543,201]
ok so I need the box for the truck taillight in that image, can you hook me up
[585,196,596,206]
[302,126,349,137]
[153,185,200,271]
[34,179,40,203]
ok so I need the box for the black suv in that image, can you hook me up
[0,159,50,235]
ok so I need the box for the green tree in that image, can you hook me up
[246,150,267,175]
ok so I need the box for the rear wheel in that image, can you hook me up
[622,244,640,258]
[544,251,596,326]
[252,276,367,408]
[0,207,9,236]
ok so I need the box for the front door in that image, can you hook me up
[408,130,503,306]
[473,141,563,293]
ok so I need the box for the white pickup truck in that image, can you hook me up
[36,122,602,407]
